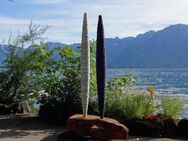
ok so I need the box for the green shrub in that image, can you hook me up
[105,91,156,119]
[34,41,97,125]
[0,23,49,106]
[39,96,82,125]
[103,76,156,119]
[107,73,137,93]
[160,95,184,119]
[90,73,156,120]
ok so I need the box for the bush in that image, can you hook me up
[34,42,97,125]
[39,97,82,125]
[105,90,156,119]
[34,41,183,124]
[105,83,184,120]
[0,23,49,115]
[104,77,156,119]
[160,95,184,119]
[90,75,157,120]
[35,41,144,124]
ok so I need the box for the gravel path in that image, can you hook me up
[0,114,187,141]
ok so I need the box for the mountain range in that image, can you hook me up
[1,24,188,68]
[105,24,188,67]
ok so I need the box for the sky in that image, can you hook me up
[1,0,188,44]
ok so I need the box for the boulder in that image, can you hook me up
[178,119,188,137]
[124,118,163,137]
[66,114,129,140]
[162,119,178,137]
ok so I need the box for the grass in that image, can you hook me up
[105,90,156,119]
[160,95,184,119]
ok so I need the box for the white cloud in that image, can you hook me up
[2,0,188,43]
[0,16,82,44]
[33,0,188,41]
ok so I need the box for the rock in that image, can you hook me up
[162,119,178,137]
[178,119,188,137]
[124,118,163,137]
[66,114,129,140]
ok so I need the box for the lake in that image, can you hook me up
[107,68,188,118]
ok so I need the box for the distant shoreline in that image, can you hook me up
[107,67,188,69]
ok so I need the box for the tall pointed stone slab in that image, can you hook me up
[81,13,90,118]
[96,15,106,119]
[66,14,129,141]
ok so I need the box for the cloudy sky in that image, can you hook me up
[1,0,188,43]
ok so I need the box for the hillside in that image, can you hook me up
[1,24,188,68]
[106,24,188,67]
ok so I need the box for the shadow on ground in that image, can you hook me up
[0,114,65,141]
[0,114,186,141]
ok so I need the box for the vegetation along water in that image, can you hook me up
[108,68,188,118]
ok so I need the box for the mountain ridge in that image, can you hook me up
[1,24,188,68]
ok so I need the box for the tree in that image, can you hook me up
[0,22,50,105]
[31,41,97,124]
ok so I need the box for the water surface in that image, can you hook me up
[107,68,188,118]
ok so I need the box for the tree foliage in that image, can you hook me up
[32,42,96,124]
[0,22,50,104]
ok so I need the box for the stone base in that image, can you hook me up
[66,114,129,140]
